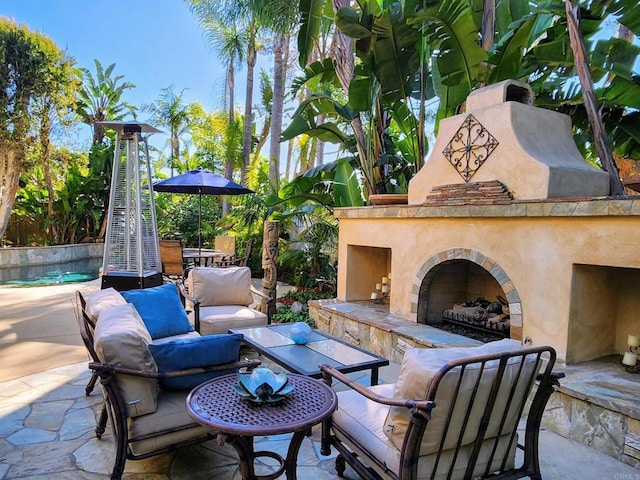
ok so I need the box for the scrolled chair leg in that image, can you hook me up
[336,453,346,477]
[95,403,108,439]
[85,371,99,396]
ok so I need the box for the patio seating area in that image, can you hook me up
[1,281,639,479]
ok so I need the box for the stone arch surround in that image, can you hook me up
[410,248,523,338]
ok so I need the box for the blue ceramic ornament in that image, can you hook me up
[290,322,312,344]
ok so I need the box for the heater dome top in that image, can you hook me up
[96,121,162,134]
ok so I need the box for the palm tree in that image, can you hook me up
[143,85,191,177]
[76,59,136,144]
[249,0,299,184]
[188,0,260,187]
[196,18,248,214]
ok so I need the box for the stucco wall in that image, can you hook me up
[334,198,640,363]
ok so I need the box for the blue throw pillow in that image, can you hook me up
[122,283,193,339]
[149,334,243,390]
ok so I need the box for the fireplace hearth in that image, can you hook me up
[329,80,640,364]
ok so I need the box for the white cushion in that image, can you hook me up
[94,304,158,417]
[333,384,395,468]
[187,266,253,307]
[128,389,212,456]
[197,305,268,335]
[334,384,516,479]
[384,339,537,455]
[85,287,126,321]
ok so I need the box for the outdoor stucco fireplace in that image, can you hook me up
[330,80,640,365]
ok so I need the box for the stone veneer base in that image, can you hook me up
[309,298,640,469]
[0,243,103,268]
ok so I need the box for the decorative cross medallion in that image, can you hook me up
[442,114,499,182]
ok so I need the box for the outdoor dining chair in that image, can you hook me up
[213,235,236,265]
[218,238,253,267]
[159,239,189,282]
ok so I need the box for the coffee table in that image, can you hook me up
[186,373,337,480]
[230,324,389,385]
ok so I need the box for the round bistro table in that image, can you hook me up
[186,373,338,480]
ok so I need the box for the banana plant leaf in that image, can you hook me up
[298,0,328,67]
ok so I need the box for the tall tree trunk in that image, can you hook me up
[481,0,495,52]
[92,122,105,145]
[223,64,236,216]
[0,147,22,242]
[285,138,293,179]
[40,111,58,244]
[241,26,257,187]
[269,32,286,185]
[309,137,318,170]
[253,118,271,169]
[565,0,624,196]
[315,114,325,167]
[228,65,235,125]
[617,23,633,42]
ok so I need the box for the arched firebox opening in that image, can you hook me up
[413,250,522,342]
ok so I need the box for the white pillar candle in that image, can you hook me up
[622,352,638,366]
[627,334,640,347]
[382,277,389,284]
[381,285,389,294]
[375,283,382,290]
[371,292,378,300]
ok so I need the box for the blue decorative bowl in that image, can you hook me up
[290,322,312,344]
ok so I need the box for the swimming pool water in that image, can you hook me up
[0,258,102,287]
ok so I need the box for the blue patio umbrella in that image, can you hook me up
[153,169,254,253]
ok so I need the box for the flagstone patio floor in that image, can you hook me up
[0,281,639,478]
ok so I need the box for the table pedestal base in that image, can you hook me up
[224,430,306,480]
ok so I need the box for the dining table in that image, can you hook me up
[182,248,227,267]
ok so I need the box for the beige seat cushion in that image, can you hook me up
[334,384,516,480]
[187,266,254,307]
[94,304,159,417]
[384,339,537,455]
[197,305,268,335]
[128,389,212,456]
[85,287,127,322]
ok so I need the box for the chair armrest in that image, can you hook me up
[319,364,434,412]
[250,285,272,302]
[177,279,201,332]
[89,358,261,380]
[177,280,200,307]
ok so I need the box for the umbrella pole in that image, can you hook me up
[198,192,202,255]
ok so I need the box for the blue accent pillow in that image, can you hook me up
[149,334,243,390]
[121,283,193,339]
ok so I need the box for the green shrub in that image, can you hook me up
[272,310,314,326]
[273,286,336,327]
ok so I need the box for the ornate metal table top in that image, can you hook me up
[186,373,337,437]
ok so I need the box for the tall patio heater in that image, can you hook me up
[99,121,163,291]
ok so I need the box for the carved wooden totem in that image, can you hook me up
[261,220,279,319]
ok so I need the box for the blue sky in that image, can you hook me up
[1,0,240,148]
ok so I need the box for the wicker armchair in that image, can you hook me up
[320,341,563,480]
